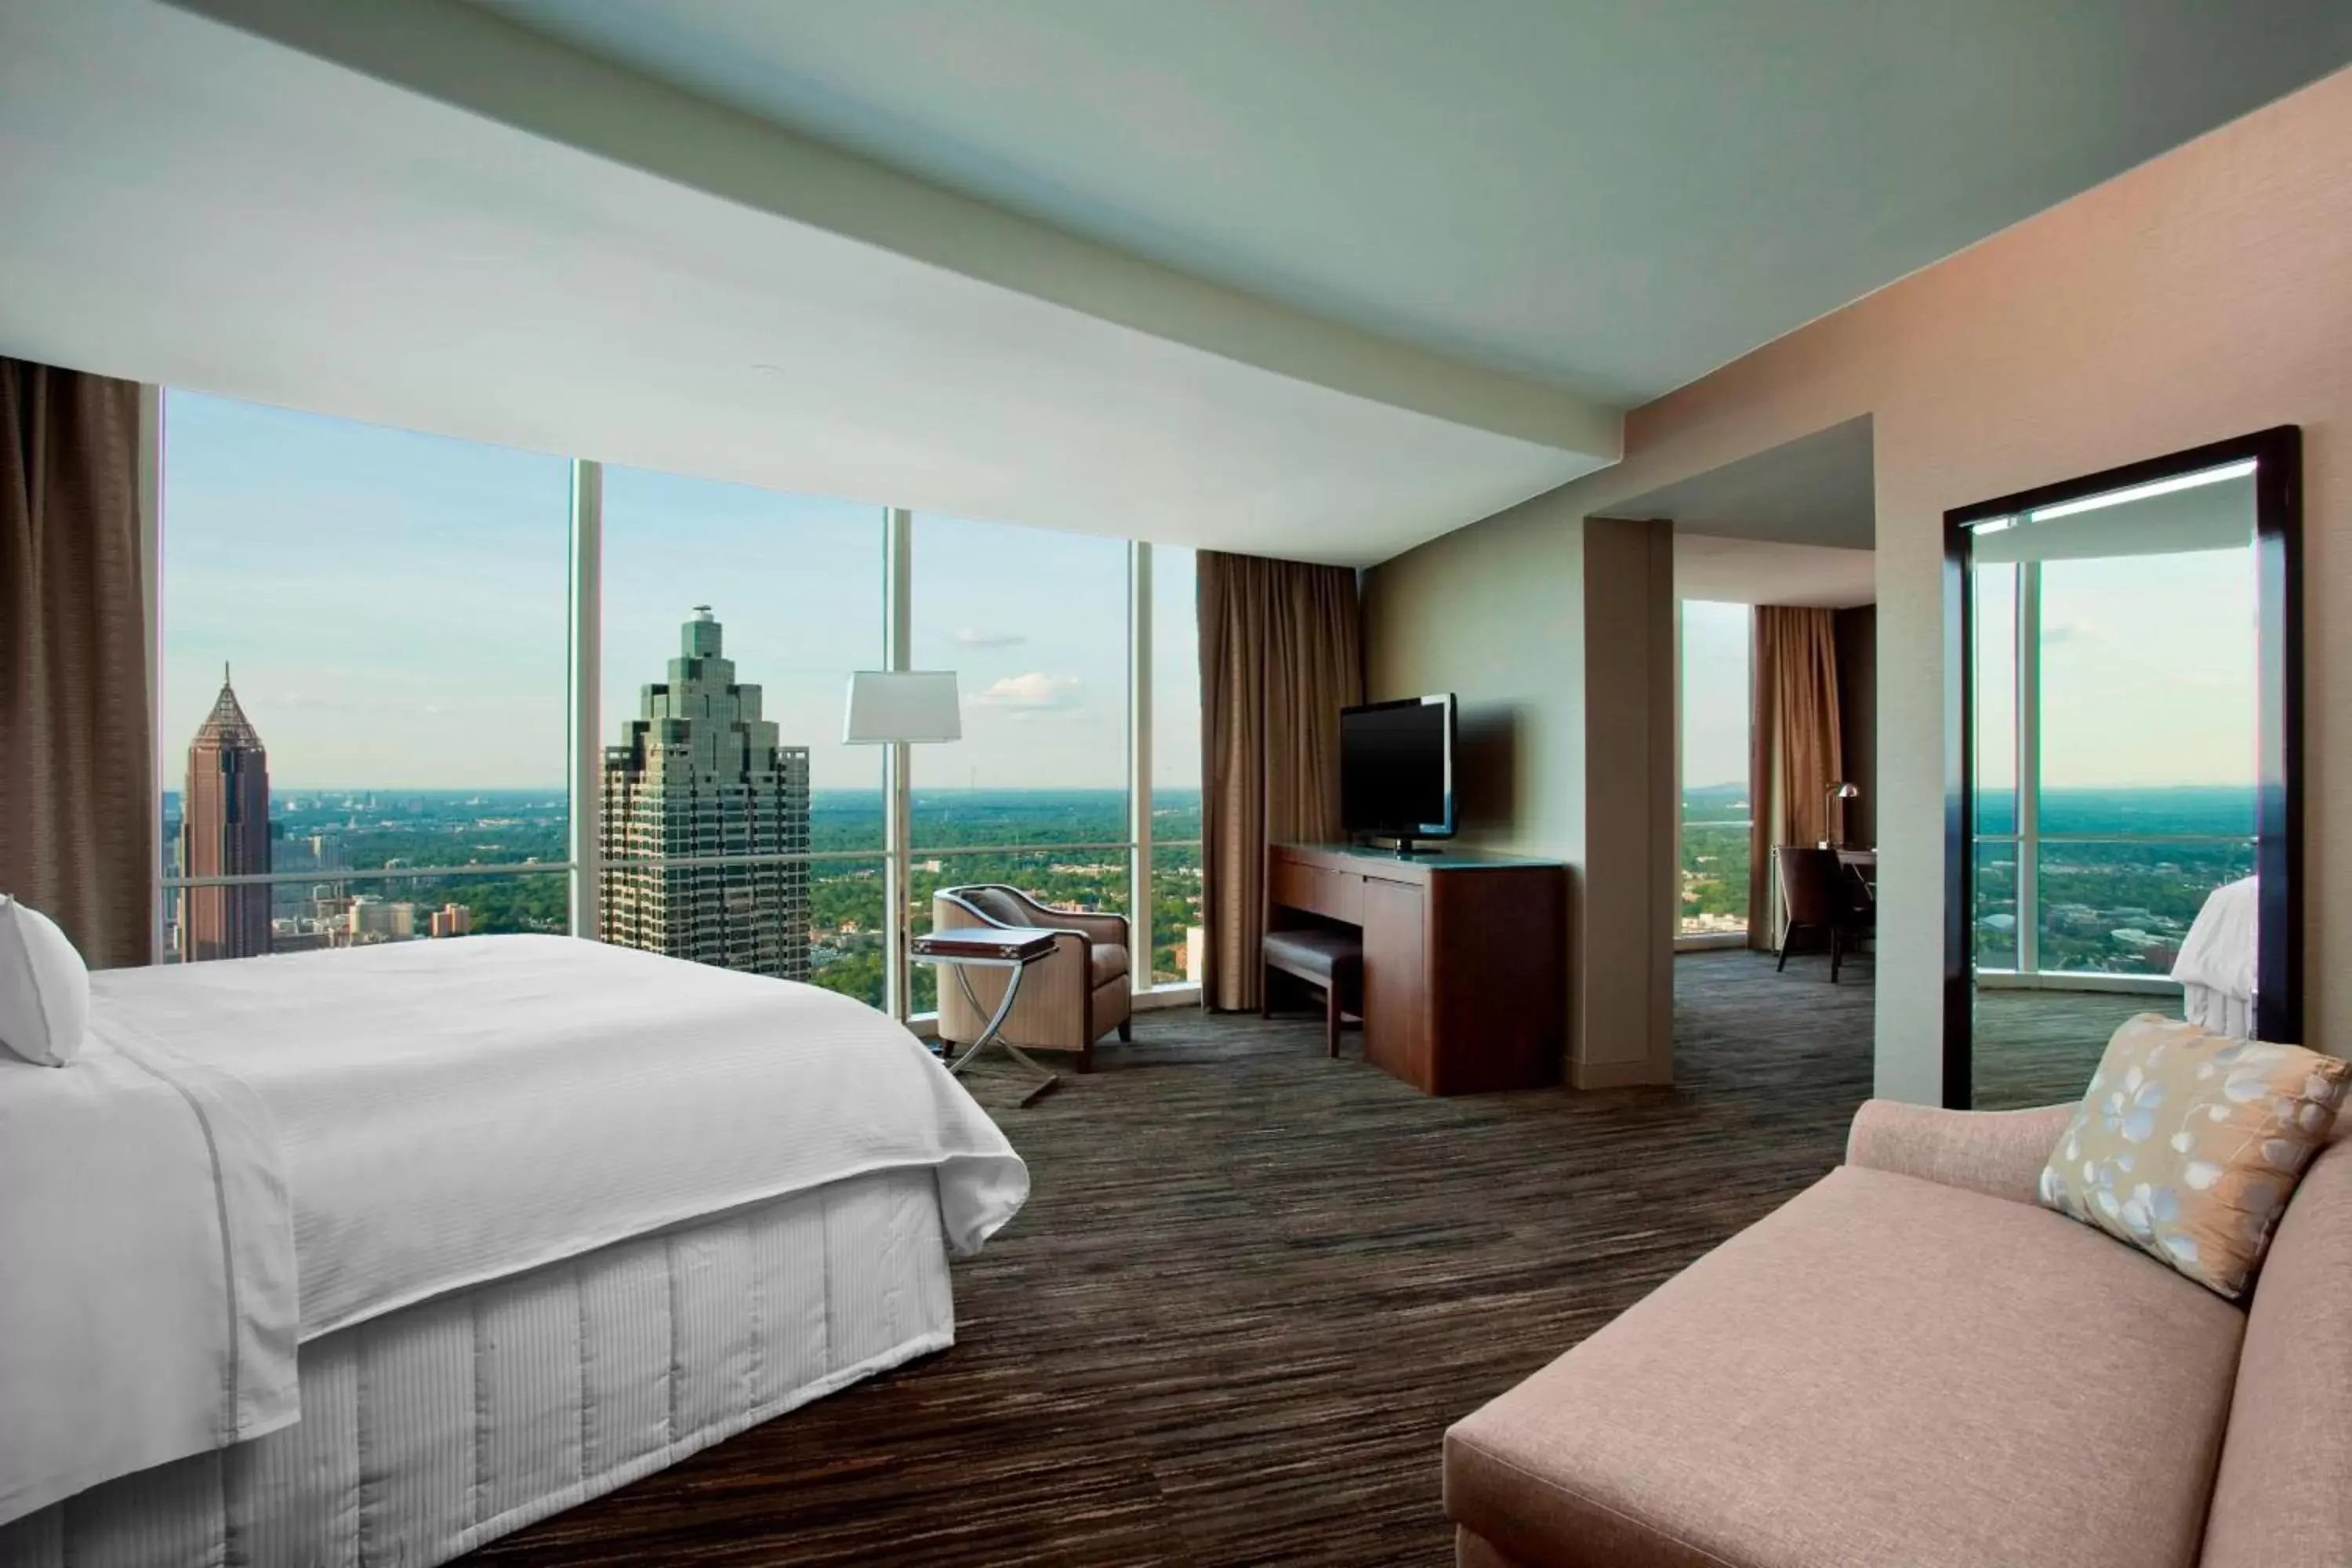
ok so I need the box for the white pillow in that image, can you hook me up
[0,896,90,1066]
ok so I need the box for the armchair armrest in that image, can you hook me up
[998,888,1127,953]
[1846,1099,2075,1207]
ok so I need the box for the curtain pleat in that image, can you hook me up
[1748,605,1842,952]
[0,359,152,968]
[1198,553,1363,1011]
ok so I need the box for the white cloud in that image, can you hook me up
[970,673,1083,714]
[2042,617,2102,644]
[953,627,1025,649]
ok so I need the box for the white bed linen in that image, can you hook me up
[0,1168,953,1568]
[5,936,1024,1527]
[2172,874,2259,1010]
[0,1029,296,1526]
[89,935,1027,1338]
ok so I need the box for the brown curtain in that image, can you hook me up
[1199,551,1363,1010]
[1748,605,1842,952]
[1,360,152,967]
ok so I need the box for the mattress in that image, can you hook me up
[0,1167,953,1568]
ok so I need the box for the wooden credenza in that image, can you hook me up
[1269,842,1565,1095]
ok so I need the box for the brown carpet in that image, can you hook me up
[1971,989,2151,1110]
[467,952,1881,1568]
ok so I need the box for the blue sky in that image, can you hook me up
[160,391,1200,793]
[1680,601,1750,790]
[1682,546,2259,804]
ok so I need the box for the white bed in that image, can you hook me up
[2172,874,2259,1038]
[0,935,1026,1567]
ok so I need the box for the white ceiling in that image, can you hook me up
[4,1,2344,566]
[0,0,1607,567]
[1676,537,1875,609]
[1617,420,1878,551]
[482,0,2352,404]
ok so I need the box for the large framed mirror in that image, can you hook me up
[1942,428,2301,1109]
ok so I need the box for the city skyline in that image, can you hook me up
[158,390,1200,795]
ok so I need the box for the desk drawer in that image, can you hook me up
[1270,855,1363,924]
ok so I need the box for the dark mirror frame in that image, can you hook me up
[1940,426,2302,1109]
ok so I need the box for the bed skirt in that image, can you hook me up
[0,1167,954,1568]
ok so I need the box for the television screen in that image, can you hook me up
[1341,696,1454,838]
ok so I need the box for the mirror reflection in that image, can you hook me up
[1965,459,2261,1109]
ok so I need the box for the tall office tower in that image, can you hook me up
[599,608,812,978]
[180,666,272,962]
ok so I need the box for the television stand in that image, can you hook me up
[1268,842,1565,1095]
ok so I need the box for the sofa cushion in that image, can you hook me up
[1444,1165,2243,1568]
[1089,942,1128,989]
[2037,1014,2350,1298]
[2201,1122,2352,1566]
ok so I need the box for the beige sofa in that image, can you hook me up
[932,884,1131,1070]
[1446,1100,2352,1568]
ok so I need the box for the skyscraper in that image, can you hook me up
[180,666,272,962]
[600,608,811,978]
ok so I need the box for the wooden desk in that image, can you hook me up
[1269,842,1565,1095]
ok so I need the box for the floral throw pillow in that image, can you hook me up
[2038,1014,2350,1299]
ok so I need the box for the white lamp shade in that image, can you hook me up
[844,670,962,744]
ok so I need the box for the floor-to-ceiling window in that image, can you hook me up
[158,390,571,961]
[154,391,1202,1015]
[906,514,1131,1014]
[1149,546,1203,984]
[1678,600,1753,940]
[597,469,888,1005]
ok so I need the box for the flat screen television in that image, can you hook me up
[1339,695,1457,855]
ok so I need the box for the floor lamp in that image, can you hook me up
[844,670,962,1018]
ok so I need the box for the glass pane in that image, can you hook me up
[1678,601,1751,937]
[1151,840,1204,985]
[1973,839,2020,971]
[909,514,1130,840]
[906,514,1131,1013]
[598,470,884,980]
[806,857,889,1007]
[1152,545,1203,987]
[909,848,1133,1014]
[1972,561,2017,836]
[291,871,568,950]
[2034,837,2256,976]
[2035,548,2257,833]
[158,392,569,962]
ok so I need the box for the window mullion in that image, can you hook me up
[568,459,603,940]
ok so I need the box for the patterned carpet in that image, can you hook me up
[464,953,1882,1567]
[1973,988,2152,1110]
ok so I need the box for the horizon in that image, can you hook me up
[157,391,1202,795]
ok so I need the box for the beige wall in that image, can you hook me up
[1363,505,1675,1083]
[1367,63,2352,1102]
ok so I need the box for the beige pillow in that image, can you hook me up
[2038,1014,2349,1299]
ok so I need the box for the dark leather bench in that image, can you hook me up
[1261,927,1363,1058]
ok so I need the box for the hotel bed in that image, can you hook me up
[2172,874,2259,1039]
[0,935,1027,1568]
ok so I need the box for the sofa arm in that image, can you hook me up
[1845,1099,2075,1207]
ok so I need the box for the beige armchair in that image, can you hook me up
[931,884,1131,1072]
